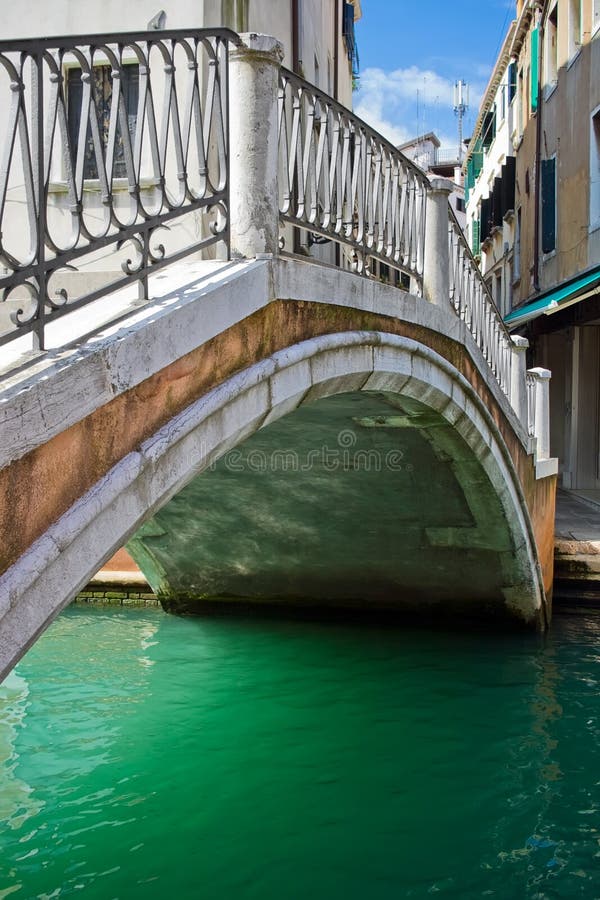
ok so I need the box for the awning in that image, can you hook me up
[504,265,600,329]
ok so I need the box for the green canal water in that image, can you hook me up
[1,607,600,899]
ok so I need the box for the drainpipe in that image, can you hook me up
[291,0,302,254]
[292,0,300,73]
[533,0,547,293]
[334,0,340,266]
[334,0,339,100]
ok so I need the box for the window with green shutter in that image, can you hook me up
[482,109,496,152]
[472,218,480,253]
[531,28,539,112]
[541,157,556,253]
[472,143,483,179]
[508,62,517,104]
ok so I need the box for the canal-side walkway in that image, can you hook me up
[554,490,600,610]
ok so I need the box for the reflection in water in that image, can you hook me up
[1,607,600,899]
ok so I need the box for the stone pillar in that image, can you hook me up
[423,177,453,306]
[528,367,552,460]
[228,33,284,259]
[510,335,529,425]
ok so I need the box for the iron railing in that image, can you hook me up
[448,208,513,395]
[277,67,428,285]
[0,28,239,350]
[0,35,517,411]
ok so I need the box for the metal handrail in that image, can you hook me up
[0,28,240,350]
[277,66,429,285]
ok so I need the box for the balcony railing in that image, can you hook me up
[0,28,239,350]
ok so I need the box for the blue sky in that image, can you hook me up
[353,0,515,150]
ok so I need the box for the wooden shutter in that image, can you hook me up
[541,157,556,254]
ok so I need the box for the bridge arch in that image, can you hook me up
[0,329,547,679]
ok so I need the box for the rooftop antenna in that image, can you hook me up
[453,80,469,162]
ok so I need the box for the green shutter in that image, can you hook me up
[508,62,517,103]
[467,157,474,191]
[531,27,539,112]
[472,219,480,253]
[541,157,556,253]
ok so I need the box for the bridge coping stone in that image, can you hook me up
[0,257,533,472]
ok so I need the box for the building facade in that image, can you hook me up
[467,0,600,492]
[464,23,517,319]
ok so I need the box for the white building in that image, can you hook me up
[398,132,466,229]
[463,21,518,318]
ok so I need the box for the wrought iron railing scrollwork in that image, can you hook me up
[277,67,428,286]
[0,28,239,350]
[448,208,513,396]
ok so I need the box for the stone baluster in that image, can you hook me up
[510,335,529,425]
[423,177,454,306]
[528,367,552,460]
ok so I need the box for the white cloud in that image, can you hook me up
[354,65,487,152]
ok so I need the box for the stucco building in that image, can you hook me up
[467,0,600,493]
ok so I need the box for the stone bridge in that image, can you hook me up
[0,31,557,680]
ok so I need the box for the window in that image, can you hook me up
[544,4,558,88]
[67,64,139,179]
[591,107,600,231]
[568,0,582,58]
[530,27,539,112]
[508,61,517,104]
[541,156,557,254]
[481,107,496,152]
[495,271,502,311]
[343,2,359,78]
[518,67,524,135]
[471,216,480,253]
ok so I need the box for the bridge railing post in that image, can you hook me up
[228,33,284,259]
[423,177,453,306]
[510,335,529,425]
[527,367,552,460]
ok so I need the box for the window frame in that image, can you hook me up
[541,154,557,257]
[544,3,558,92]
[590,105,600,233]
[567,0,582,62]
[65,59,140,185]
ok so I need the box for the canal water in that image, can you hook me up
[1,607,600,899]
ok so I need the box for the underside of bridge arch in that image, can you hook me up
[126,358,545,627]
